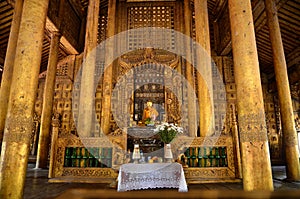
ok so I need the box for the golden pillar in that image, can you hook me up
[0,0,49,198]
[265,0,300,181]
[48,113,60,178]
[36,32,61,169]
[77,0,100,137]
[228,0,273,190]
[194,0,214,137]
[0,0,23,145]
[101,0,116,134]
[231,104,243,179]
[184,0,197,136]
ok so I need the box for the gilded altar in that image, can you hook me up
[127,126,163,155]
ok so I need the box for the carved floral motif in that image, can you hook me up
[238,112,268,142]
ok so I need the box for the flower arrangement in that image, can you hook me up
[154,122,183,143]
[144,117,154,125]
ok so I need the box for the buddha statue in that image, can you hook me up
[142,101,159,123]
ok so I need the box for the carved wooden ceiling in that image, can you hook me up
[0,0,299,81]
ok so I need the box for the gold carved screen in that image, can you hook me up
[127,4,176,50]
[125,2,179,123]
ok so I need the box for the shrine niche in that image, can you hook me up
[114,48,183,126]
[131,55,166,123]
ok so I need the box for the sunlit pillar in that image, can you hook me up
[36,31,61,169]
[194,0,214,137]
[0,0,49,198]
[0,0,23,146]
[184,0,197,136]
[228,0,273,191]
[48,113,60,178]
[77,0,100,137]
[265,0,300,181]
[101,0,116,134]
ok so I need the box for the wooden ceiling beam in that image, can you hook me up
[258,58,273,67]
[5,0,15,7]
[0,9,13,20]
[256,39,272,51]
[45,18,78,54]
[279,27,299,40]
[253,0,265,22]
[260,28,296,51]
[281,4,300,18]
[286,47,300,68]
[281,39,298,52]
[257,49,272,60]
[254,11,267,34]
[213,0,227,19]
[68,0,86,18]
[254,0,289,34]
[0,5,10,13]
[278,15,300,32]
[0,23,10,35]
[278,12,300,27]
[0,29,10,39]
[0,1,8,7]
[286,0,300,10]
[0,37,9,46]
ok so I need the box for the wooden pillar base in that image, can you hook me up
[285,146,300,181]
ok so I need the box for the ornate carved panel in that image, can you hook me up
[98,8,108,44]
[261,80,285,164]
[173,136,236,180]
[51,133,123,180]
[115,48,181,125]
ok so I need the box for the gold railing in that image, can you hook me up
[180,146,227,167]
[173,136,239,182]
[64,147,112,168]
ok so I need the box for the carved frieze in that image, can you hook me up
[120,48,179,71]
[3,116,34,144]
[184,167,234,179]
[62,168,118,178]
[290,84,299,101]
[238,112,268,142]
[284,133,298,147]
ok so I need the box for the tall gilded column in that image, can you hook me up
[228,0,273,190]
[101,0,116,134]
[184,0,197,136]
[0,0,49,198]
[35,32,61,169]
[0,0,23,145]
[265,0,300,181]
[194,0,214,137]
[77,0,100,137]
[48,113,60,178]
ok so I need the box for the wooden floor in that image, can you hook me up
[24,163,300,199]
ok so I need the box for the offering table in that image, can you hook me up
[117,163,188,192]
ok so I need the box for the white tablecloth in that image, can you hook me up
[117,163,188,192]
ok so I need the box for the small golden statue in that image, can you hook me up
[142,101,159,125]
